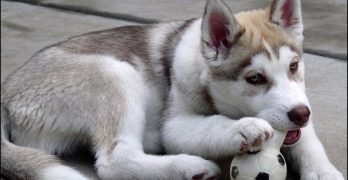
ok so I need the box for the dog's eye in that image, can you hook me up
[289,61,298,73]
[245,73,267,85]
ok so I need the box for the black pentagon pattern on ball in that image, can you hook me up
[277,154,285,166]
[255,172,269,180]
[231,166,239,179]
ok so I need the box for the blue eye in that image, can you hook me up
[290,62,298,73]
[245,73,267,85]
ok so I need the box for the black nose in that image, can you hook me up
[287,105,310,126]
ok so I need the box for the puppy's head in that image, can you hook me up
[202,0,310,131]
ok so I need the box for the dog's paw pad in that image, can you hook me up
[192,173,205,180]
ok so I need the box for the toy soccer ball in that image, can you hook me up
[230,148,287,180]
[230,130,287,180]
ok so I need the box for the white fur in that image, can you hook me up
[249,45,310,130]
[173,20,206,93]
[38,165,89,180]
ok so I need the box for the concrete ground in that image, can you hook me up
[1,0,347,179]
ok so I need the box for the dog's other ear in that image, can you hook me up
[270,0,304,42]
[201,0,243,66]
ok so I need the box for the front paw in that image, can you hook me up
[235,117,274,153]
[301,166,344,180]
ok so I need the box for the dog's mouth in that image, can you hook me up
[283,129,301,145]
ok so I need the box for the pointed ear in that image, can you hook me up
[270,0,304,42]
[201,0,243,65]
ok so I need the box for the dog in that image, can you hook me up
[1,0,344,179]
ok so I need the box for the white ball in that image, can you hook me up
[230,148,287,180]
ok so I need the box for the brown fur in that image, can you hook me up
[236,8,300,55]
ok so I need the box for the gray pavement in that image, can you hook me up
[1,1,137,81]
[1,0,347,179]
[7,0,347,59]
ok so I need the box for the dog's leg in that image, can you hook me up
[162,88,274,159]
[281,122,344,180]
[163,113,275,159]
[91,60,219,180]
[1,101,89,180]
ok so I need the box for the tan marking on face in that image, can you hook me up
[234,8,302,59]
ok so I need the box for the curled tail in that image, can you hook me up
[1,107,89,180]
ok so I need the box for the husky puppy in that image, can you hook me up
[1,0,344,179]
